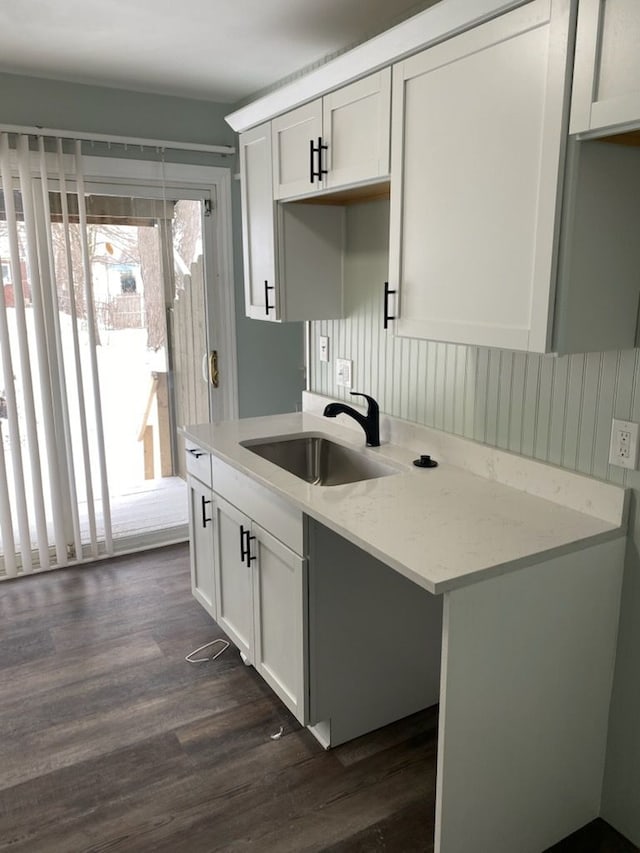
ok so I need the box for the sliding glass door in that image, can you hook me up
[0,133,218,578]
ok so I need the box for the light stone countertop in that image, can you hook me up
[182,410,628,595]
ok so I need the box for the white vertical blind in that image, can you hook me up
[0,132,112,576]
[0,133,44,572]
[55,139,98,557]
[74,141,113,555]
[16,135,66,567]
[37,139,82,562]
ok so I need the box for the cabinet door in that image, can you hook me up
[239,123,280,321]
[213,495,254,662]
[323,69,391,189]
[251,523,307,723]
[389,0,572,352]
[571,0,640,135]
[272,99,323,199]
[187,476,216,619]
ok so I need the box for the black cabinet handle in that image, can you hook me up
[309,137,328,183]
[239,525,256,567]
[383,281,397,330]
[317,136,328,180]
[201,495,211,528]
[245,531,256,567]
[240,524,247,562]
[264,280,275,316]
[188,447,205,459]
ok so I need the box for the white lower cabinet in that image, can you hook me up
[187,454,439,742]
[187,473,216,620]
[251,524,307,723]
[212,495,254,664]
[212,491,308,723]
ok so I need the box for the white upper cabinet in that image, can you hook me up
[239,0,640,347]
[272,69,391,199]
[322,71,391,190]
[271,100,323,200]
[388,0,574,352]
[239,123,279,320]
[239,122,344,322]
[571,0,640,135]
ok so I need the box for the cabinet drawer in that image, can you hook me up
[212,457,303,555]
[185,445,212,488]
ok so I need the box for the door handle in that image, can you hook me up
[202,351,219,387]
[209,350,219,388]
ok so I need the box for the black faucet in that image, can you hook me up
[323,392,380,447]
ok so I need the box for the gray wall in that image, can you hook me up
[310,198,640,846]
[0,71,304,418]
[0,71,236,149]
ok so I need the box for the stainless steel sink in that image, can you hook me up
[241,435,399,486]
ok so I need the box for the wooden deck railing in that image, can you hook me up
[138,371,172,479]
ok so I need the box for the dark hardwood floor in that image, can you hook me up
[0,544,636,852]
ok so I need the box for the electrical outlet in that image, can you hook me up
[336,358,352,389]
[319,336,329,363]
[609,418,639,469]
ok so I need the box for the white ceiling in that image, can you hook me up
[0,0,430,104]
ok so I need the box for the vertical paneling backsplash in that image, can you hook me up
[309,198,640,489]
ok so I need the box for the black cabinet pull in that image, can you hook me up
[239,525,256,567]
[383,281,397,330]
[318,136,328,179]
[309,137,328,183]
[201,495,211,528]
[309,138,315,183]
[264,280,275,316]
[240,524,247,562]
[188,447,205,459]
[245,531,256,567]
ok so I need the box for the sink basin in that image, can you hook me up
[241,435,399,486]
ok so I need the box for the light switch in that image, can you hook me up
[319,336,329,363]
[336,358,352,389]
